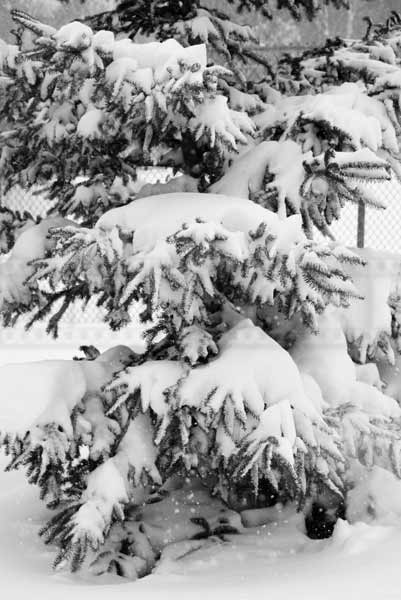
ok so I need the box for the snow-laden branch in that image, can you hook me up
[0,193,364,335]
[0,14,256,252]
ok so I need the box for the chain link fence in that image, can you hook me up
[327,178,401,252]
[1,170,401,346]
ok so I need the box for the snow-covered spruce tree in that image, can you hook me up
[1,7,401,580]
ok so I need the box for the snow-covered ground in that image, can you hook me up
[1,345,401,599]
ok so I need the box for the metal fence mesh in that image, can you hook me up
[1,170,401,345]
[2,167,174,218]
[324,178,401,252]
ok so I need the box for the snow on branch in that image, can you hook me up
[0,11,255,247]
[211,81,394,236]
[0,217,73,327]
[105,318,344,499]
[5,192,364,336]
[277,21,401,181]
[0,346,136,508]
[337,248,401,364]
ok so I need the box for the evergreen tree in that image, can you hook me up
[1,5,401,580]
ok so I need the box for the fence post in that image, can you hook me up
[357,200,365,248]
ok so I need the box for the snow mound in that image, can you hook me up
[291,309,401,418]
[0,218,72,308]
[347,464,401,524]
[0,360,87,436]
[378,352,401,402]
[210,140,309,217]
[329,518,394,556]
[291,310,356,407]
[338,248,401,363]
[0,346,135,436]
